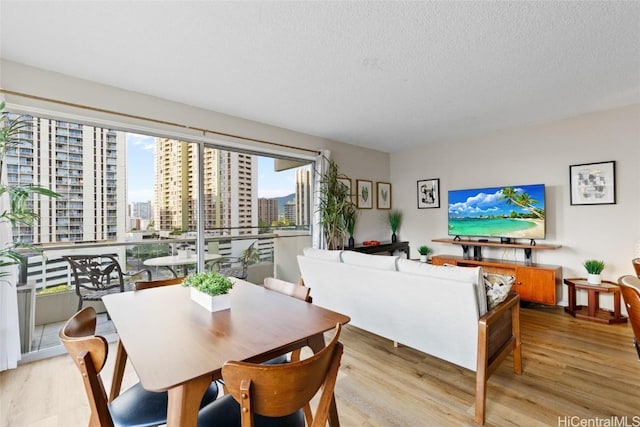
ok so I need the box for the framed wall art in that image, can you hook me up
[417,178,440,209]
[569,161,616,205]
[376,182,391,209]
[356,179,373,209]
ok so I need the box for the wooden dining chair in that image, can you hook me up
[133,276,185,290]
[197,324,343,427]
[633,258,640,278]
[618,275,640,360]
[59,306,219,427]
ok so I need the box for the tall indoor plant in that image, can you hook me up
[318,159,356,249]
[388,209,402,242]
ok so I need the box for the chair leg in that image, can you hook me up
[634,339,640,360]
[77,298,83,311]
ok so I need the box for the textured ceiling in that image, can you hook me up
[1,1,639,153]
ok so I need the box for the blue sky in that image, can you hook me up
[126,134,298,202]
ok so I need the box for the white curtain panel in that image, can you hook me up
[312,149,330,250]
[0,163,21,371]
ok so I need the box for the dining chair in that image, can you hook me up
[618,275,640,360]
[59,306,219,427]
[209,240,258,280]
[197,324,343,427]
[63,254,152,311]
[263,277,311,303]
[133,276,185,290]
[633,258,640,278]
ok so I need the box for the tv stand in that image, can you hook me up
[432,238,560,265]
[432,238,562,305]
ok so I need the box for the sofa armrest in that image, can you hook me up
[475,292,522,424]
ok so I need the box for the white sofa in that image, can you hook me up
[297,248,522,425]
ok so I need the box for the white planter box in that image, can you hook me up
[190,288,231,312]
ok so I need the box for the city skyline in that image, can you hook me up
[126,133,300,203]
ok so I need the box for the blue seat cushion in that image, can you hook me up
[198,394,304,427]
[109,381,219,427]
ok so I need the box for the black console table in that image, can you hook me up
[348,241,410,259]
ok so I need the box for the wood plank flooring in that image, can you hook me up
[1,305,638,426]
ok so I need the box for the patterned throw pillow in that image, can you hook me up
[484,273,514,310]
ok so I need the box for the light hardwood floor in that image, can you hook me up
[1,305,638,427]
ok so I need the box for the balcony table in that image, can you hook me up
[143,252,221,277]
[103,279,350,427]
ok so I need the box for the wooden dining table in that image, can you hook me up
[103,279,350,427]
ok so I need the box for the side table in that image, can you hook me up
[563,277,628,324]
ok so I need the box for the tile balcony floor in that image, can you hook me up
[23,313,118,364]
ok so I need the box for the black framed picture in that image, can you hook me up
[417,178,440,209]
[569,161,616,205]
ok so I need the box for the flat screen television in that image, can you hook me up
[448,184,546,240]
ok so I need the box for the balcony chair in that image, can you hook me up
[198,324,343,427]
[208,240,258,280]
[59,306,219,427]
[618,275,640,360]
[63,254,152,311]
[633,258,640,278]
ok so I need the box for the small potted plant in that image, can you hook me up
[183,271,234,312]
[418,246,432,263]
[583,259,605,285]
[388,210,402,243]
[344,205,357,248]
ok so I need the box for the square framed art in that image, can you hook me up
[356,179,373,209]
[376,182,391,209]
[417,178,440,209]
[569,161,616,205]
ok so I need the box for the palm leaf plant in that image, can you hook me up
[318,158,356,249]
[0,102,60,278]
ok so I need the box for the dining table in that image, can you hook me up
[143,252,222,277]
[103,279,350,427]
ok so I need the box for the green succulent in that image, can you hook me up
[583,259,605,275]
[183,271,234,296]
[418,246,431,256]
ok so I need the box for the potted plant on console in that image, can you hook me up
[183,271,234,312]
[418,246,432,263]
[387,209,402,243]
[345,204,357,249]
[584,259,605,285]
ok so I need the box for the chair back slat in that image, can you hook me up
[633,258,640,278]
[619,275,640,345]
[134,276,185,290]
[222,324,343,425]
[263,277,311,302]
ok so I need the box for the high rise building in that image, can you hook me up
[5,115,126,243]
[295,167,311,226]
[258,198,278,226]
[284,200,296,224]
[154,140,257,236]
[131,201,153,220]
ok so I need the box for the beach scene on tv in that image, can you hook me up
[448,184,545,239]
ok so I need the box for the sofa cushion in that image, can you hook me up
[396,259,487,315]
[340,251,399,271]
[302,247,342,262]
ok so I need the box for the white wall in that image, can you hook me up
[391,104,640,308]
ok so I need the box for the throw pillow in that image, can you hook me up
[484,273,514,310]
